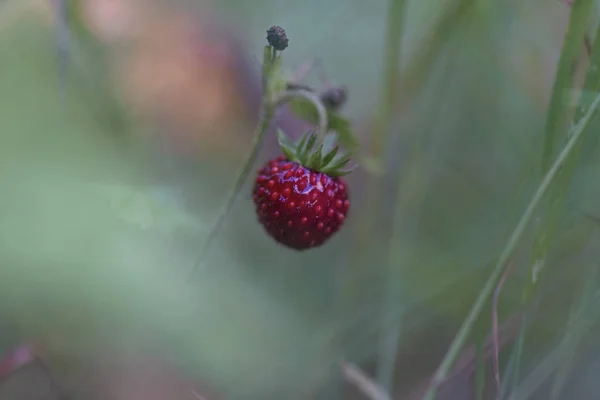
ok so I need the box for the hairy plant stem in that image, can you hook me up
[422,91,600,400]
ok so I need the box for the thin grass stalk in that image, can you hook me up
[546,25,600,397]
[339,0,404,377]
[422,91,600,400]
[540,0,595,173]
[375,0,486,391]
[373,0,407,392]
[498,333,516,399]
[548,259,600,400]
[507,280,600,400]
[475,328,485,400]
[492,261,515,399]
[525,0,598,304]
[506,9,600,394]
[395,0,477,110]
[506,342,563,400]
[507,312,528,399]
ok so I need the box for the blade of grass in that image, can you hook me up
[550,221,599,400]
[540,0,595,173]
[372,0,407,392]
[549,258,600,399]
[506,14,600,397]
[338,0,405,390]
[475,328,485,400]
[528,0,600,302]
[422,91,600,400]
[396,0,478,110]
[506,312,528,399]
[406,315,520,400]
[341,362,392,400]
[507,274,600,400]
[505,340,563,400]
[376,0,486,391]
[492,261,515,399]
[498,330,516,399]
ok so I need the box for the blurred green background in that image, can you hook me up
[1,0,600,399]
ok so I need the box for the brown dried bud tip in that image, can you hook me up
[266,26,289,51]
[320,86,348,110]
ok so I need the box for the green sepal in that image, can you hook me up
[304,132,317,153]
[321,145,339,168]
[276,129,299,161]
[274,127,356,177]
[326,165,357,177]
[321,153,352,175]
[296,131,310,154]
[307,144,324,170]
[299,132,318,164]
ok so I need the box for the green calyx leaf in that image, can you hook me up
[307,144,324,170]
[321,153,354,176]
[276,129,299,162]
[321,145,339,168]
[276,129,355,177]
[299,132,318,164]
[296,131,310,155]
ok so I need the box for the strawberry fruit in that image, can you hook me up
[252,130,353,250]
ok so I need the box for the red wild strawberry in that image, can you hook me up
[252,130,353,250]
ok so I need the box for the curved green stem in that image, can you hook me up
[188,89,329,278]
[422,91,600,400]
[273,89,328,137]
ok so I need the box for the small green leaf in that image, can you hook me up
[281,146,296,161]
[321,154,352,174]
[296,131,310,154]
[321,146,339,168]
[276,130,298,161]
[326,165,356,177]
[276,128,295,148]
[307,144,324,170]
[301,133,318,160]
[278,144,296,161]
[305,133,317,152]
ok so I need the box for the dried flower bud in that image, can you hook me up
[320,86,348,110]
[266,25,289,51]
